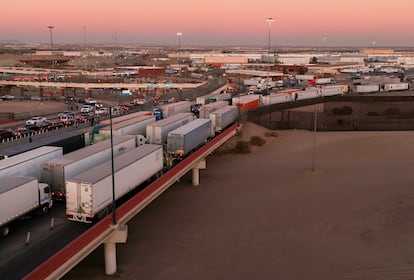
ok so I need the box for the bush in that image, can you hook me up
[264,131,278,138]
[250,136,266,146]
[234,141,250,154]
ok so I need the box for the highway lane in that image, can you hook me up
[0,203,91,280]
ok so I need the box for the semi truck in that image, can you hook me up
[209,106,238,133]
[146,113,195,145]
[98,114,155,137]
[40,135,138,200]
[384,82,409,92]
[0,146,62,180]
[167,118,213,159]
[232,95,261,110]
[160,101,192,119]
[99,111,153,126]
[198,101,229,119]
[0,176,52,236]
[66,144,164,223]
[205,93,231,104]
[319,86,344,97]
[262,93,292,105]
[356,84,380,94]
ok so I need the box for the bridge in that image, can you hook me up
[24,123,238,279]
[0,80,206,90]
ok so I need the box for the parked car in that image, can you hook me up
[1,95,15,101]
[0,129,14,140]
[58,111,75,118]
[25,116,47,126]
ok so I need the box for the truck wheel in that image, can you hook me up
[41,205,49,214]
[1,226,9,236]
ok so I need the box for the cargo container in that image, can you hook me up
[161,101,192,118]
[41,135,137,200]
[0,146,62,180]
[384,82,409,92]
[320,86,343,97]
[295,74,315,81]
[315,77,334,85]
[262,93,292,105]
[291,88,320,101]
[66,145,163,223]
[198,101,229,119]
[146,113,195,144]
[232,95,261,110]
[98,114,155,137]
[167,118,213,158]
[0,176,52,236]
[356,84,380,93]
[209,106,238,133]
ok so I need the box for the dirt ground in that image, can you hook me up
[62,122,414,280]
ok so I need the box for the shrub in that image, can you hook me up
[264,131,278,138]
[250,136,266,146]
[234,141,250,154]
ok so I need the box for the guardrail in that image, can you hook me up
[24,123,238,280]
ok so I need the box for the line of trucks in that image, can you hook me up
[0,100,239,234]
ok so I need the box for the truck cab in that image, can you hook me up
[39,182,53,211]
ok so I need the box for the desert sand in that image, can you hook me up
[63,122,414,280]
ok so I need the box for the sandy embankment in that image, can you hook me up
[64,122,414,280]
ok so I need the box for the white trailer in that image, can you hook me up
[146,113,195,144]
[384,83,409,92]
[0,146,62,180]
[356,84,380,93]
[292,88,320,101]
[40,135,137,200]
[315,77,334,85]
[320,86,344,97]
[0,176,52,236]
[262,93,292,106]
[209,106,238,133]
[198,101,229,119]
[295,74,315,81]
[161,101,192,118]
[167,118,213,158]
[66,144,163,223]
[99,115,156,137]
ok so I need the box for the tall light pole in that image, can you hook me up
[177,32,182,76]
[47,26,55,72]
[83,25,87,45]
[265,17,274,95]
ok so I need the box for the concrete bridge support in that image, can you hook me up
[192,159,206,186]
[104,224,128,275]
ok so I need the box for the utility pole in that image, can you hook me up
[265,17,275,95]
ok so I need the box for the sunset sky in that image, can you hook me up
[1,0,414,47]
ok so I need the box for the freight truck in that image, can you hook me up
[209,106,238,133]
[384,82,409,92]
[232,94,261,110]
[66,144,163,223]
[146,113,195,144]
[261,93,292,105]
[41,135,138,200]
[198,101,229,119]
[98,115,155,138]
[0,146,62,180]
[0,176,52,236]
[167,118,213,159]
[356,84,380,94]
[160,101,192,119]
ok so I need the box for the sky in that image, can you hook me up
[1,0,414,47]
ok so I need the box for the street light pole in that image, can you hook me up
[177,32,182,76]
[47,26,55,71]
[109,106,117,225]
[311,108,319,171]
[265,17,274,95]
